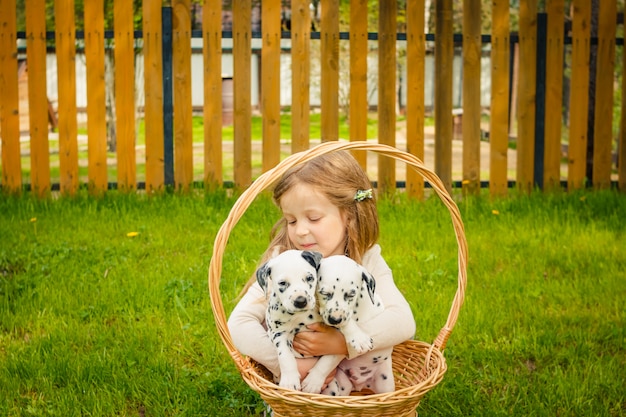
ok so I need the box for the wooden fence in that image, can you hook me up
[1,0,625,198]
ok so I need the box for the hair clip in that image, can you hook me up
[354,189,373,202]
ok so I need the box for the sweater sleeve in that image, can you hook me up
[226,282,281,376]
[346,244,416,359]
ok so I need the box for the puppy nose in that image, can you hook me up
[293,296,308,309]
[328,316,342,325]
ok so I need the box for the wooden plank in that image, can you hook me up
[203,0,222,187]
[233,0,252,187]
[489,0,509,197]
[462,0,481,195]
[172,0,193,190]
[85,0,108,193]
[26,0,50,196]
[543,0,565,190]
[320,0,339,142]
[143,0,164,192]
[516,0,537,193]
[405,0,425,199]
[262,0,281,172]
[567,0,590,190]
[434,0,453,192]
[378,0,396,195]
[114,0,136,191]
[55,0,79,195]
[591,0,617,190]
[290,0,310,153]
[349,0,368,168]
[0,0,22,192]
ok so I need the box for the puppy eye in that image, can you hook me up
[344,290,357,300]
[319,291,333,300]
[278,280,288,288]
[305,274,315,283]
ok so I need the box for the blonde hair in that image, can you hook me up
[241,150,379,293]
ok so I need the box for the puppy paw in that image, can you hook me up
[279,373,301,391]
[349,334,374,354]
[321,379,342,396]
[300,374,325,394]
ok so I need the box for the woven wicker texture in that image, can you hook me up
[208,141,468,417]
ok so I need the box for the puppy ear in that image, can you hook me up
[256,262,271,293]
[361,269,376,303]
[301,251,323,270]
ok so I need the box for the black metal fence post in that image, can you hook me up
[162,7,174,187]
[534,13,548,189]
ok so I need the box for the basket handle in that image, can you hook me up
[208,141,468,369]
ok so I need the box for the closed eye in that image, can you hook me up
[305,273,315,283]
[319,290,333,300]
[344,290,357,301]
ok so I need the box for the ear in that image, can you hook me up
[256,262,271,293]
[361,269,376,303]
[301,251,323,270]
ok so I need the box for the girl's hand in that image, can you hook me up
[293,322,348,357]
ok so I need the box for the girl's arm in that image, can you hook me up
[227,282,281,376]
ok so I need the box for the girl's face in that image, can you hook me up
[280,183,348,258]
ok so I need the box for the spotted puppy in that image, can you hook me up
[256,249,344,393]
[316,255,395,395]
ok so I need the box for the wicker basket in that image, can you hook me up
[208,141,468,417]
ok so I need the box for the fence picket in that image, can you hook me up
[85,0,108,193]
[592,0,617,190]
[462,0,482,195]
[543,0,565,190]
[26,0,51,196]
[233,0,252,188]
[55,0,79,196]
[349,0,368,168]
[143,0,164,192]
[568,0,591,190]
[114,0,136,191]
[262,0,281,173]
[0,0,21,192]
[321,0,339,142]
[517,0,537,193]
[405,0,425,199]
[378,0,397,195]
[290,0,310,153]
[489,1,509,196]
[173,0,193,190]
[434,0,453,192]
[203,0,222,187]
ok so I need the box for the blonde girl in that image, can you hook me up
[228,150,415,388]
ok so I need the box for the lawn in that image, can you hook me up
[1,189,624,416]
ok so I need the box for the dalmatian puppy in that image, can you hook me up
[256,249,344,393]
[316,255,395,395]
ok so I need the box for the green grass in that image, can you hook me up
[1,189,625,416]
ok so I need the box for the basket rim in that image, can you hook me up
[208,141,468,395]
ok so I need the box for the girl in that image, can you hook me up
[227,150,416,389]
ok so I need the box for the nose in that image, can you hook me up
[328,315,343,325]
[293,296,308,309]
[295,222,309,237]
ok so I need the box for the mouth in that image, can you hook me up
[299,243,317,250]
